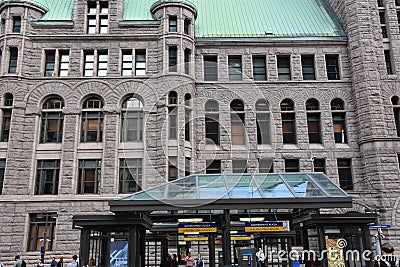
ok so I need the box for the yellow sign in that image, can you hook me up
[178,223,217,233]
[184,234,209,241]
[231,234,252,241]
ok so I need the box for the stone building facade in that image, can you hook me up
[0,0,399,265]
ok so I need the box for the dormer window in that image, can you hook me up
[87,1,108,34]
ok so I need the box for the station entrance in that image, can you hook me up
[73,173,376,267]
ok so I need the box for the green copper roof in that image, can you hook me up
[124,0,346,38]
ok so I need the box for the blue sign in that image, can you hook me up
[245,221,284,232]
[369,224,391,229]
[178,222,217,233]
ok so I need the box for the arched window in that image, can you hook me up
[0,93,13,141]
[306,99,321,143]
[205,100,220,145]
[40,97,64,143]
[184,93,191,141]
[168,91,178,139]
[231,99,245,145]
[392,96,400,137]
[121,96,144,142]
[81,97,104,142]
[256,99,271,144]
[331,98,347,143]
[280,99,296,144]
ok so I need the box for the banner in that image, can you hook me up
[178,222,217,233]
[245,221,284,232]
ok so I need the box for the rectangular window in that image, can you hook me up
[285,159,299,172]
[40,112,63,143]
[184,49,191,75]
[122,50,133,76]
[380,11,386,24]
[185,108,191,141]
[12,16,21,33]
[77,159,101,194]
[384,50,394,75]
[397,11,400,31]
[84,51,95,76]
[119,159,142,193]
[97,51,108,76]
[44,51,56,77]
[398,154,400,170]
[168,107,177,139]
[87,1,108,34]
[0,159,5,194]
[338,158,353,190]
[81,111,103,142]
[27,213,57,252]
[259,159,273,173]
[168,157,177,181]
[396,0,400,6]
[256,113,271,144]
[1,109,11,142]
[381,26,388,39]
[378,0,384,7]
[277,55,291,80]
[253,56,267,81]
[231,113,245,145]
[232,160,247,173]
[35,160,60,195]
[169,46,177,72]
[282,113,296,144]
[169,16,177,32]
[394,107,400,137]
[228,56,242,81]
[204,55,218,81]
[185,157,191,177]
[301,55,316,80]
[135,50,146,76]
[313,158,325,173]
[8,47,18,74]
[205,113,219,145]
[184,18,190,35]
[325,55,340,80]
[206,160,221,174]
[333,113,347,143]
[58,51,69,77]
[307,113,321,143]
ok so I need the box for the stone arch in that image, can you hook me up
[381,81,400,105]
[327,201,372,215]
[321,85,353,110]
[73,80,114,108]
[25,81,71,108]
[0,81,24,104]
[114,80,158,111]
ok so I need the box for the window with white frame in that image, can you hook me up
[84,50,108,76]
[87,1,108,34]
[121,96,143,142]
[35,160,60,195]
[81,97,104,142]
[77,159,101,194]
[119,158,142,193]
[230,99,245,145]
[40,97,64,143]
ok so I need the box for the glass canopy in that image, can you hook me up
[121,173,348,201]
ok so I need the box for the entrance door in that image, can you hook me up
[146,240,162,267]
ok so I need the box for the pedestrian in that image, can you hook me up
[374,243,398,267]
[170,254,177,267]
[67,255,78,267]
[195,254,203,267]
[35,258,44,267]
[13,255,25,267]
[256,248,265,267]
[88,258,95,267]
[57,258,63,267]
[185,252,194,267]
[50,258,58,267]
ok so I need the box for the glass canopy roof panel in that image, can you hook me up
[198,175,229,199]
[126,186,166,200]
[253,174,295,198]
[166,175,197,199]
[308,173,348,197]
[281,174,326,197]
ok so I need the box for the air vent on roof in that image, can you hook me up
[265,31,273,35]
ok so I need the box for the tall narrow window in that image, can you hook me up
[396,0,400,6]
[184,49,191,75]
[84,51,95,76]
[306,99,322,143]
[0,159,5,195]
[384,50,394,75]
[205,100,220,145]
[337,159,353,190]
[277,55,291,80]
[168,91,178,140]
[256,99,271,144]
[231,99,245,145]
[44,51,56,77]
[1,93,13,142]
[35,160,60,195]
[325,55,340,80]
[380,11,388,38]
[119,158,142,193]
[81,97,104,142]
[253,56,267,81]
[313,158,326,173]
[87,1,108,34]
[232,160,247,173]
[204,55,218,81]
[40,97,64,143]
[97,51,108,76]
[392,96,400,137]
[169,46,177,72]
[168,157,178,181]
[228,56,242,81]
[27,214,57,252]
[378,0,384,7]
[135,50,146,76]
[281,99,296,144]
[397,11,400,32]
[331,98,347,143]
[184,94,191,141]
[77,159,101,194]
[122,50,133,76]
[169,16,177,32]
[184,18,191,35]
[285,159,299,172]
[59,51,70,77]
[185,157,191,177]
[121,96,143,142]
[12,16,21,33]
[206,160,221,174]
[259,159,273,173]
[8,47,18,74]
[301,55,316,80]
